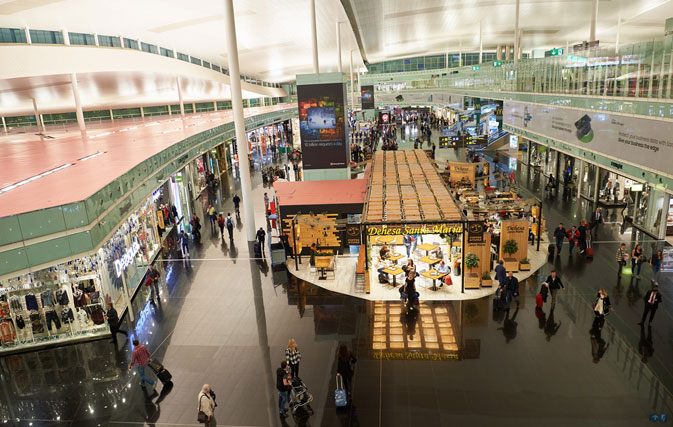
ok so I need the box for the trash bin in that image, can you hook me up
[270,242,286,266]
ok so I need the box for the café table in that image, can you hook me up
[421,269,449,291]
[315,258,331,280]
[382,267,405,287]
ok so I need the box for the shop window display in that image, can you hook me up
[0,259,110,354]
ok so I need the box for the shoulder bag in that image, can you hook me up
[197,394,209,423]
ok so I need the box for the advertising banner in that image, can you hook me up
[297,83,349,170]
[374,92,462,107]
[499,219,529,263]
[504,101,673,176]
[361,85,375,109]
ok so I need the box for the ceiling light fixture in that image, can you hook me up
[0,163,73,195]
[78,152,106,161]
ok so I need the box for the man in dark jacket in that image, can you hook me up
[577,221,588,254]
[590,208,603,238]
[546,270,564,308]
[105,303,127,345]
[639,286,662,325]
[256,227,266,256]
[276,361,292,417]
[553,223,566,256]
[501,271,520,310]
[494,260,507,293]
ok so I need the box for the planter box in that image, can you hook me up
[481,278,493,287]
[465,273,480,289]
[519,262,531,271]
[503,257,518,272]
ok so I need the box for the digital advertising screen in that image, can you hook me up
[297,82,348,170]
[361,85,375,109]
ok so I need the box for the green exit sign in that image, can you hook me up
[472,66,480,71]
[493,61,502,67]
[549,48,564,56]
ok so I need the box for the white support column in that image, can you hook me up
[32,98,44,133]
[479,21,483,64]
[140,106,145,119]
[110,109,114,122]
[590,0,599,42]
[63,29,70,45]
[25,27,31,44]
[496,45,502,61]
[350,50,355,112]
[445,51,449,69]
[459,41,463,67]
[518,29,523,60]
[336,21,342,72]
[1,116,6,134]
[310,0,319,73]
[192,102,196,113]
[93,32,99,47]
[514,0,520,63]
[213,101,218,111]
[615,15,621,54]
[176,77,185,117]
[224,0,257,242]
[167,105,172,116]
[70,74,85,132]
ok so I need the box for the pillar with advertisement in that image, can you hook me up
[296,72,350,181]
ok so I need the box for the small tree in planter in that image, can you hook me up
[481,271,493,287]
[464,253,481,288]
[519,257,531,271]
[503,239,519,272]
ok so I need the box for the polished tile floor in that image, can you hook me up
[0,133,671,427]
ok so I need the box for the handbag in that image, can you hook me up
[197,394,210,423]
[638,254,646,263]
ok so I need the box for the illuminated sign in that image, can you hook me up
[114,238,141,277]
[472,66,480,71]
[367,224,463,236]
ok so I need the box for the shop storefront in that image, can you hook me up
[0,257,111,354]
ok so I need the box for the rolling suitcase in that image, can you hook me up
[585,239,594,259]
[334,374,348,408]
[148,359,172,384]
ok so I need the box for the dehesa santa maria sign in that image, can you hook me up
[114,238,141,277]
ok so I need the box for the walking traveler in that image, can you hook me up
[553,223,566,256]
[336,344,357,393]
[285,338,302,379]
[577,220,588,254]
[190,214,201,241]
[207,205,217,232]
[631,244,644,278]
[638,286,662,325]
[264,193,270,210]
[180,230,190,257]
[616,243,628,277]
[226,213,234,240]
[494,260,506,294]
[216,214,225,238]
[403,234,412,257]
[591,288,611,331]
[566,225,579,255]
[650,249,663,284]
[403,271,419,312]
[500,271,520,309]
[197,384,217,426]
[105,303,127,345]
[276,361,292,418]
[232,194,241,217]
[128,339,155,389]
[256,227,266,256]
[146,265,160,302]
[545,270,564,308]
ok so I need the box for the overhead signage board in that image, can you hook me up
[439,136,450,148]
[361,85,375,110]
[114,238,141,277]
[297,82,349,170]
[503,100,673,177]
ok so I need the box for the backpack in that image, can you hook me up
[226,217,233,228]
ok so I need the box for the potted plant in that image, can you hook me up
[503,239,519,272]
[481,271,492,287]
[464,253,480,289]
[519,257,531,271]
